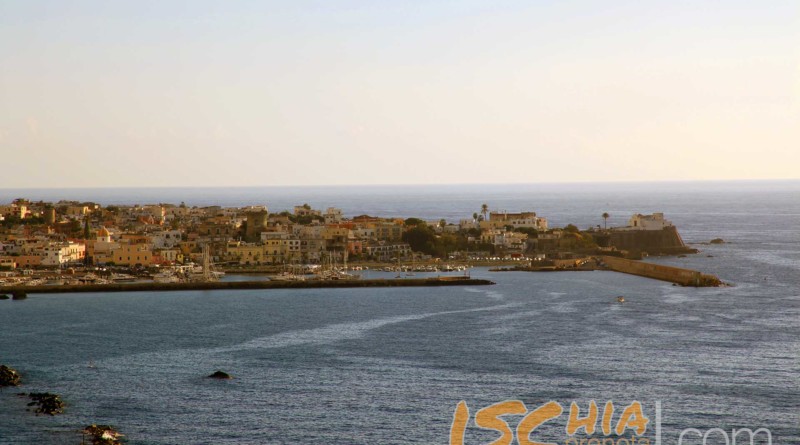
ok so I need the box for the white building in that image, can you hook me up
[149,230,183,249]
[352,228,375,240]
[459,219,479,231]
[365,242,412,261]
[485,211,548,231]
[626,213,672,230]
[294,205,321,217]
[40,241,86,266]
[324,208,344,224]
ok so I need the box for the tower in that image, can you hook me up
[245,210,269,242]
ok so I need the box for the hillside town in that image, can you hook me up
[0,198,689,279]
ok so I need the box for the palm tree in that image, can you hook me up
[481,203,489,221]
[602,212,610,229]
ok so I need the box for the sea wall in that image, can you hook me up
[600,256,721,287]
[3,277,494,294]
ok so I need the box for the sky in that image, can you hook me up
[0,0,798,188]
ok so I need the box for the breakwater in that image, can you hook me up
[2,277,494,294]
[600,256,722,287]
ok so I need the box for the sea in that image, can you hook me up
[0,181,798,444]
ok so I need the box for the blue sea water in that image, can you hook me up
[0,182,798,444]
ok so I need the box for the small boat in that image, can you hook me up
[153,271,181,283]
[111,273,137,282]
[616,296,626,303]
[270,272,306,281]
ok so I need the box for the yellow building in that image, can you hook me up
[112,241,153,266]
[369,221,403,242]
[226,241,267,265]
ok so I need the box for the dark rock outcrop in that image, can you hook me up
[83,424,124,445]
[0,294,9,300]
[208,370,232,379]
[599,226,697,255]
[11,290,27,300]
[27,392,64,415]
[0,365,21,387]
[710,238,725,244]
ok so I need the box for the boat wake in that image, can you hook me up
[214,302,518,353]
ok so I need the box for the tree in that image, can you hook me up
[602,212,610,229]
[402,225,437,255]
[404,217,425,227]
[564,224,579,233]
[514,227,539,237]
[439,219,446,228]
[472,212,478,221]
[481,203,489,221]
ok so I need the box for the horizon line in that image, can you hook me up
[2,177,799,191]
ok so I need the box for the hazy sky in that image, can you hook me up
[1,1,798,188]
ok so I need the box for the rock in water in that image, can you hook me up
[0,365,21,387]
[83,424,124,445]
[208,370,233,379]
[11,291,27,300]
[27,392,64,415]
[0,294,9,300]
[709,238,725,244]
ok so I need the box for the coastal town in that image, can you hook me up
[0,198,712,289]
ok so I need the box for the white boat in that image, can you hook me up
[153,271,182,283]
[111,273,136,282]
[270,271,306,281]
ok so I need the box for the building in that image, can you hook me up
[294,205,321,217]
[44,207,56,224]
[364,242,412,261]
[40,241,86,267]
[149,230,183,249]
[300,238,326,263]
[112,240,153,266]
[370,221,403,242]
[459,219,479,231]
[0,257,16,269]
[86,227,119,265]
[65,206,90,218]
[260,232,302,264]
[154,248,182,265]
[226,241,267,265]
[487,211,548,231]
[0,204,28,219]
[324,208,344,224]
[625,213,672,231]
[245,210,269,242]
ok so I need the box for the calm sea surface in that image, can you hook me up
[1,182,798,444]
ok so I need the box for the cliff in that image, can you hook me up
[597,226,696,255]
